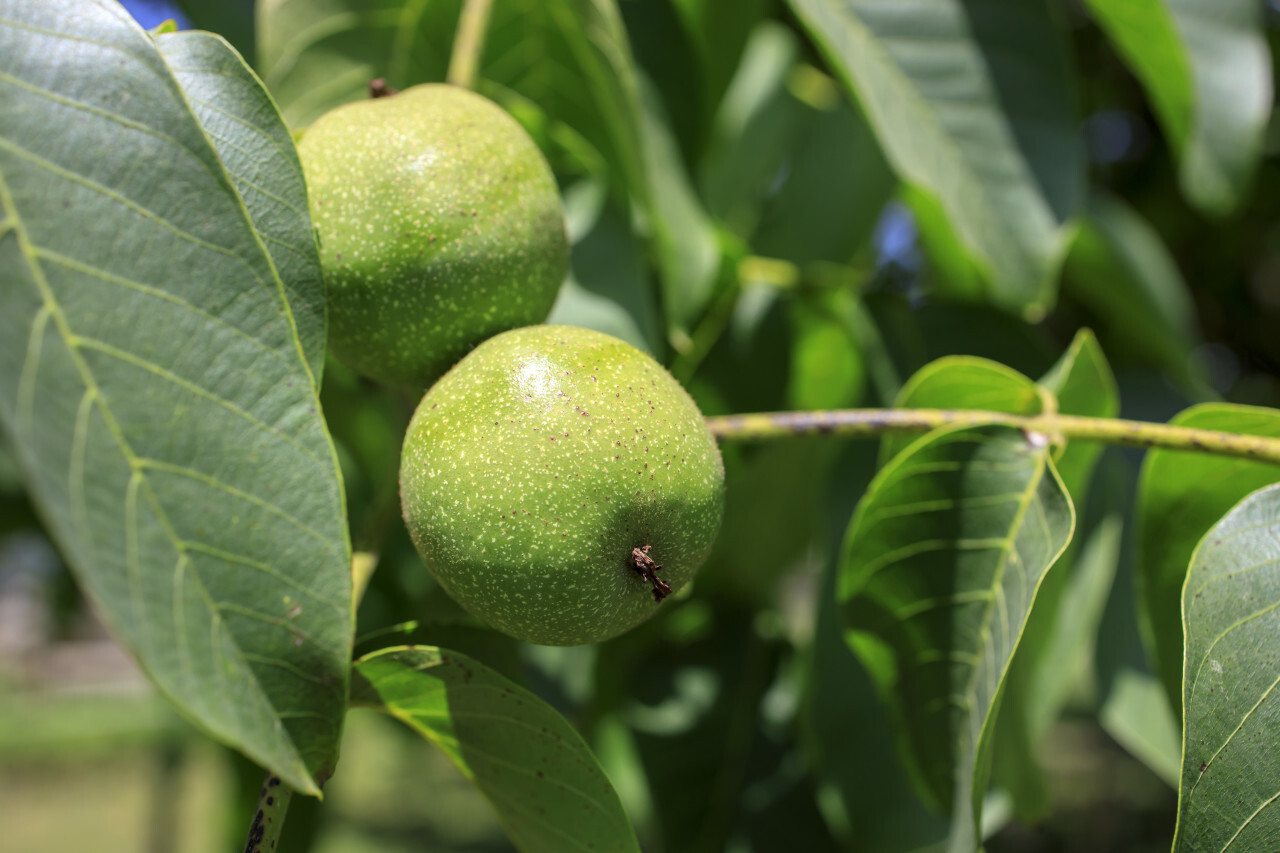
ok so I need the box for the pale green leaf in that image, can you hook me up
[1137,404,1280,716]
[0,0,351,794]
[1082,0,1270,213]
[352,645,640,853]
[840,424,1075,851]
[1176,484,1280,849]
[786,0,1081,313]
[156,29,326,385]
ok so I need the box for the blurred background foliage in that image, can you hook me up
[4,0,1280,850]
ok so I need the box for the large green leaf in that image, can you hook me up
[1176,484,1280,850]
[786,0,1080,314]
[156,29,326,385]
[1082,0,1270,214]
[881,356,1046,466]
[0,0,351,794]
[840,424,1074,851]
[1137,404,1280,716]
[352,645,640,853]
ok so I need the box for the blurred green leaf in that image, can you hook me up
[670,0,769,135]
[1175,484,1280,850]
[789,295,866,411]
[256,0,462,128]
[787,0,1081,314]
[751,93,896,267]
[157,29,326,385]
[881,356,1045,466]
[352,645,640,853]
[1082,0,1270,214]
[700,21,806,236]
[0,1,351,794]
[548,182,663,355]
[1038,330,1120,499]
[175,0,255,57]
[840,424,1074,851]
[1136,403,1280,716]
[1062,194,1202,385]
[1100,666,1182,788]
[636,76,722,338]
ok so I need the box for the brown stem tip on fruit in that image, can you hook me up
[631,545,672,603]
[369,78,398,98]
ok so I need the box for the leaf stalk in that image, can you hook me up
[447,0,494,89]
[706,409,1280,465]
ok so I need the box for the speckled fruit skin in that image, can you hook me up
[400,326,725,645]
[298,84,568,391]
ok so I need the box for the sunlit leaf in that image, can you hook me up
[786,0,1081,314]
[881,356,1045,466]
[840,424,1074,851]
[0,0,351,794]
[156,29,326,385]
[1137,404,1280,716]
[1175,484,1280,850]
[1082,0,1270,214]
[352,645,640,853]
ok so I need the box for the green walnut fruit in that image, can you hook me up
[400,325,725,645]
[298,84,568,390]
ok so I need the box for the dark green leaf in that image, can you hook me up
[0,0,351,794]
[1082,0,1270,214]
[1061,194,1203,386]
[1137,404,1280,716]
[156,29,326,385]
[840,425,1074,851]
[175,0,255,58]
[1176,484,1280,850]
[786,0,1080,313]
[352,645,640,853]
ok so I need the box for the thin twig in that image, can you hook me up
[705,409,1280,465]
[447,0,495,89]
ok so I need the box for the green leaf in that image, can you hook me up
[0,0,351,794]
[547,181,662,356]
[1175,484,1280,849]
[786,0,1081,314]
[256,0,461,129]
[881,356,1046,466]
[1100,667,1181,789]
[840,424,1074,851]
[988,331,1118,818]
[155,29,326,386]
[789,294,866,411]
[1061,194,1202,386]
[175,0,256,58]
[1082,0,1270,214]
[636,74,721,337]
[1137,404,1280,716]
[352,645,641,853]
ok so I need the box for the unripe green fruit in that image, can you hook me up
[400,325,725,645]
[298,84,568,390]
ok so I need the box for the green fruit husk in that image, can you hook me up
[298,84,568,391]
[400,326,725,645]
